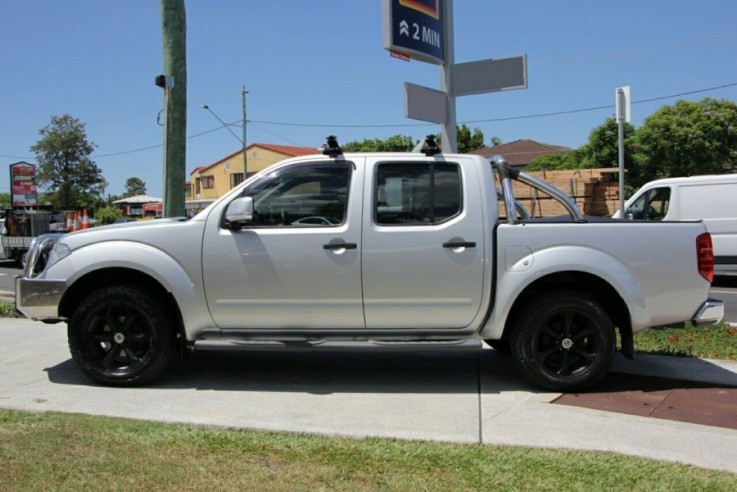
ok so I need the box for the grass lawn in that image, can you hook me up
[2,409,736,490]
[634,323,737,360]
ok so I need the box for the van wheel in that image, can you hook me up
[510,291,615,391]
[68,285,176,386]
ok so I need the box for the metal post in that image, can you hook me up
[617,88,626,218]
[242,85,248,181]
[439,0,456,153]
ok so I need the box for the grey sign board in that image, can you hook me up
[404,82,447,124]
[451,55,527,97]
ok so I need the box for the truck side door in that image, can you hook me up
[361,157,485,329]
[202,159,365,330]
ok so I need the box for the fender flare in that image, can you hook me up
[50,240,213,337]
[481,245,647,340]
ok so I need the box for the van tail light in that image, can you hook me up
[696,232,715,283]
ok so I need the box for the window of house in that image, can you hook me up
[202,176,214,189]
[231,173,245,187]
[375,162,461,225]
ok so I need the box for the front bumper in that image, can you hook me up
[692,298,725,326]
[15,276,68,322]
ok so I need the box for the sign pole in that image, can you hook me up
[440,0,456,152]
[616,86,630,218]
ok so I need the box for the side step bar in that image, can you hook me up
[193,339,482,352]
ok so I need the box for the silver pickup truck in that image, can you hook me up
[16,137,723,391]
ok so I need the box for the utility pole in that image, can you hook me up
[241,85,248,182]
[160,0,187,217]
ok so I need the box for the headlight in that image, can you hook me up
[23,233,68,278]
[45,242,72,271]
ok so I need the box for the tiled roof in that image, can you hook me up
[191,143,317,175]
[470,139,571,167]
[255,143,317,157]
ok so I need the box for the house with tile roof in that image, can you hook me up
[469,139,572,169]
[186,142,318,212]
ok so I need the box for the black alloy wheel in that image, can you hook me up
[511,291,615,391]
[68,285,177,386]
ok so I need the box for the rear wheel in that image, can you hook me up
[68,285,177,386]
[510,291,615,391]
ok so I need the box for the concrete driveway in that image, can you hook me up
[2,318,737,474]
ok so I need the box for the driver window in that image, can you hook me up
[627,187,670,220]
[234,161,351,227]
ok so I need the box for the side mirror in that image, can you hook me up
[225,196,254,225]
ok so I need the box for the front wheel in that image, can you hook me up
[510,291,615,391]
[68,285,177,386]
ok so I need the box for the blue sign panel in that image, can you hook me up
[383,0,445,65]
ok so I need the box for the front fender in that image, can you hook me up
[47,240,213,338]
[481,245,647,339]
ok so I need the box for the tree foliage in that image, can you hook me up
[343,135,417,152]
[633,98,737,186]
[30,114,107,210]
[94,205,123,225]
[578,117,636,170]
[124,177,147,197]
[0,193,10,209]
[526,152,578,171]
[455,124,485,153]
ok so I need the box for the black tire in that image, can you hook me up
[68,285,177,386]
[510,291,615,391]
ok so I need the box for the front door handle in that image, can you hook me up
[443,241,476,249]
[323,242,357,250]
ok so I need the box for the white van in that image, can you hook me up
[614,174,737,276]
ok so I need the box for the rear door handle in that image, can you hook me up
[323,243,357,250]
[443,241,476,249]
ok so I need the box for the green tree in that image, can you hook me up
[30,114,107,210]
[578,117,636,170]
[489,136,503,147]
[342,135,417,152]
[526,152,578,171]
[433,124,485,153]
[634,98,737,187]
[94,205,123,225]
[124,177,147,197]
[0,193,10,209]
[456,124,485,153]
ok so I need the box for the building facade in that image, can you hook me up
[186,143,317,212]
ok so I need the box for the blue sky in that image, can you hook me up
[1,0,736,197]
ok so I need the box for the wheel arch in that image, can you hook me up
[59,267,186,344]
[493,271,634,358]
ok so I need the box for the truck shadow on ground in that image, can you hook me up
[46,348,537,394]
[45,347,737,400]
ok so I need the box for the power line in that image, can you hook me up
[8,81,736,161]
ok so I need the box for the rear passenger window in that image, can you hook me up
[375,162,461,225]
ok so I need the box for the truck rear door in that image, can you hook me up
[361,157,485,329]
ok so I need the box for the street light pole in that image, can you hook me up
[241,85,248,182]
[201,102,247,187]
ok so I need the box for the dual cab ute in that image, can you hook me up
[16,137,724,391]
